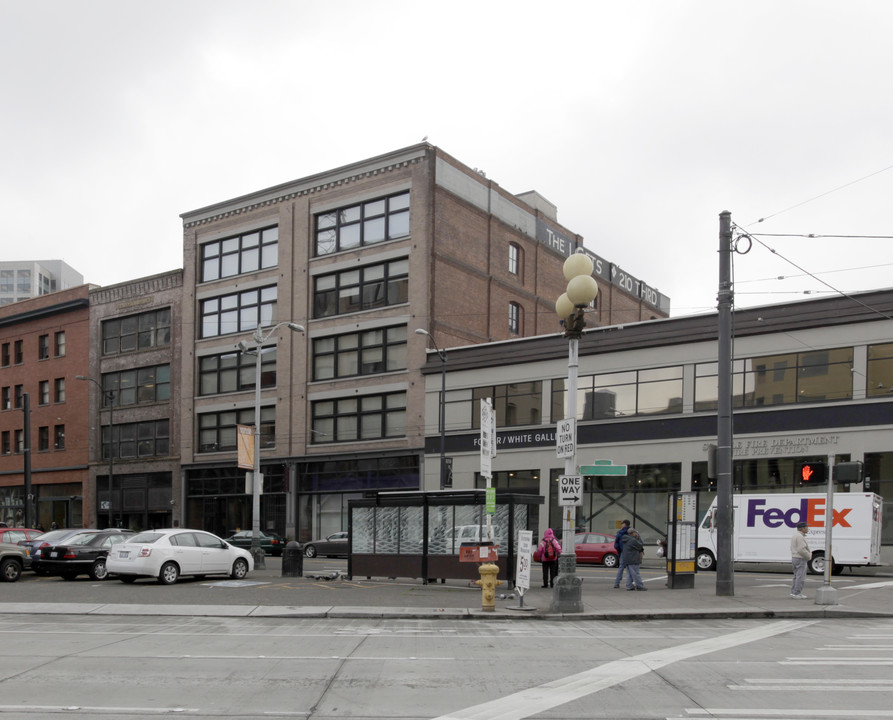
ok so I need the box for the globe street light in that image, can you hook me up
[415,329,447,490]
[238,321,304,570]
[552,250,598,613]
[76,375,116,527]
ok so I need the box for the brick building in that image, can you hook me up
[178,143,667,543]
[0,285,91,528]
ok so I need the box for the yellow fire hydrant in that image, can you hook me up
[474,563,502,611]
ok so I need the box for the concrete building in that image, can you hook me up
[82,270,183,530]
[0,260,84,306]
[0,285,92,528]
[178,143,666,542]
[417,288,893,547]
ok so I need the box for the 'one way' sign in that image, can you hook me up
[558,475,582,506]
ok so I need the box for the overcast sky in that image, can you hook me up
[2,1,891,317]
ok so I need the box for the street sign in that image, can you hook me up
[558,474,582,506]
[485,487,496,515]
[556,417,575,459]
[581,460,628,476]
[480,398,494,478]
[516,530,533,591]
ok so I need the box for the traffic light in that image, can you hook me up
[833,461,863,485]
[799,461,827,484]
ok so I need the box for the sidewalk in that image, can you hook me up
[2,560,891,621]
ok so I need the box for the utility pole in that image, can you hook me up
[716,211,734,596]
[22,393,33,528]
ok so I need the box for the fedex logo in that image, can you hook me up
[746,498,852,529]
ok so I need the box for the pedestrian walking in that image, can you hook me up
[621,527,647,591]
[613,519,630,588]
[538,528,562,588]
[790,521,811,599]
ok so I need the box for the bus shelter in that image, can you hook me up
[348,490,543,583]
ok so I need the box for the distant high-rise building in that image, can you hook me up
[0,260,84,305]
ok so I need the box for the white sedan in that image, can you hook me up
[106,528,253,585]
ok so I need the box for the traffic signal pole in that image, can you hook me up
[815,454,839,605]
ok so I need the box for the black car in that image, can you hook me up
[39,529,134,580]
[18,528,87,573]
[224,530,285,557]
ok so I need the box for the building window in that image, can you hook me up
[54,378,65,403]
[1,387,9,410]
[17,270,31,293]
[102,365,170,406]
[0,271,11,293]
[198,407,274,453]
[103,420,169,459]
[14,340,23,364]
[199,347,276,395]
[473,383,542,428]
[38,380,49,405]
[867,342,893,397]
[1,431,9,454]
[200,286,277,338]
[311,391,407,443]
[14,385,23,409]
[509,243,521,275]
[54,424,65,450]
[315,191,410,256]
[1,343,8,367]
[38,426,49,452]
[38,334,49,360]
[312,325,408,380]
[201,226,279,282]
[15,429,23,453]
[508,302,521,335]
[313,259,409,319]
[54,331,66,357]
[102,308,172,355]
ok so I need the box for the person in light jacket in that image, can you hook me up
[790,521,811,599]
[621,528,647,591]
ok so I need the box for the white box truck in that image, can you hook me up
[696,492,882,575]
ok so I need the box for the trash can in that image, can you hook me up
[281,540,303,577]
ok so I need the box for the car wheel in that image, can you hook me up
[696,549,716,571]
[90,559,109,581]
[231,558,249,579]
[602,553,618,568]
[119,575,137,584]
[1,557,22,582]
[304,544,317,558]
[158,561,180,585]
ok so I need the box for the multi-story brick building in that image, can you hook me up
[178,143,667,543]
[0,285,91,528]
[83,270,183,530]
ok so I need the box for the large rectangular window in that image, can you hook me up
[200,286,277,338]
[198,407,275,453]
[102,420,169,459]
[312,326,407,380]
[313,259,408,319]
[474,383,542,428]
[552,366,684,420]
[311,392,406,443]
[201,226,279,282]
[102,308,172,355]
[199,347,277,395]
[38,334,49,360]
[868,342,893,397]
[102,365,170,406]
[54,331,66,357]
[54,378,65,403]
[315,191,410,256]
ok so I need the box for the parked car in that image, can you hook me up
[106,528,253,585]
[40,529,134,580]
[224,530,285,556]
[303,531,349,558]
[1,541,28,582]
[0,528,44,545]
[19,528,88,573]
[574,532,619,567]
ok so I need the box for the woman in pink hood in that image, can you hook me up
[537,528,562,588]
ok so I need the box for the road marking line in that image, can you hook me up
[432,620,815,720]
[686,710,893,717]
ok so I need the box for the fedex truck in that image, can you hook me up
[697,492,882,575]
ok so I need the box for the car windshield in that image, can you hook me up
[129,532,164,544]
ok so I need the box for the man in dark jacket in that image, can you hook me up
[613,519,630,588]
[621,528,646,591]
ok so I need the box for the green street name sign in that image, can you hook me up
[580,461,628,476]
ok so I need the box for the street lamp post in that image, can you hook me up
[415,329,447,490]
[238,321,304,570]
[551,250,599,614]
[76,375,115,527]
